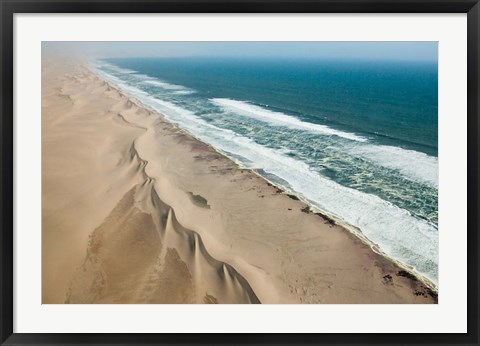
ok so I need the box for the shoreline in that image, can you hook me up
[251,173,439,293]
[42,57,437,303]
[89,63,438,294]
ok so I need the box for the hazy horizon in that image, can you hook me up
[43,41,438,63]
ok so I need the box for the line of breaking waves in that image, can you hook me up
[212,98,438,189]
[93,63,438,287]
[211,98,367,142]
[100,61,196,95]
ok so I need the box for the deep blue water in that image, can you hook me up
[105,57,438,155]
[94,56,438,284]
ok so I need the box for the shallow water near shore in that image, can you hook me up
[93,57,438,285]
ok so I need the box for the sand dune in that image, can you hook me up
[42,57,437,304]
[66,179,259,304]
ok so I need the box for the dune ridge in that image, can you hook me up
[42,58,437,304]
[66,161,260,304]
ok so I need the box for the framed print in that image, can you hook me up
[1,0,479,345]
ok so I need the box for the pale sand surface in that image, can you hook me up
[42,57,437,304]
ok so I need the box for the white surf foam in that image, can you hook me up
[143,79,188,91]
[351,144,438,188]
[95,65,439,284]
[127,73,196,94]
[211,98,368,142]
[212,98,438,188]
[96,61,137,75]
[173,90,196,95]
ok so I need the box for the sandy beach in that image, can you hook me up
[42,57,437,304]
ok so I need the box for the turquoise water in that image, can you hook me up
[94,56,438,284]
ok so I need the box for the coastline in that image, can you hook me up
[42,57,437,304]
[90,61,438,293]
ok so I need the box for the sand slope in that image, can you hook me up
[42,58,436,304]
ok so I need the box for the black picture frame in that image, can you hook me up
[1,1,479,345]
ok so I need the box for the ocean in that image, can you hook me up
[93,56,439,285]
